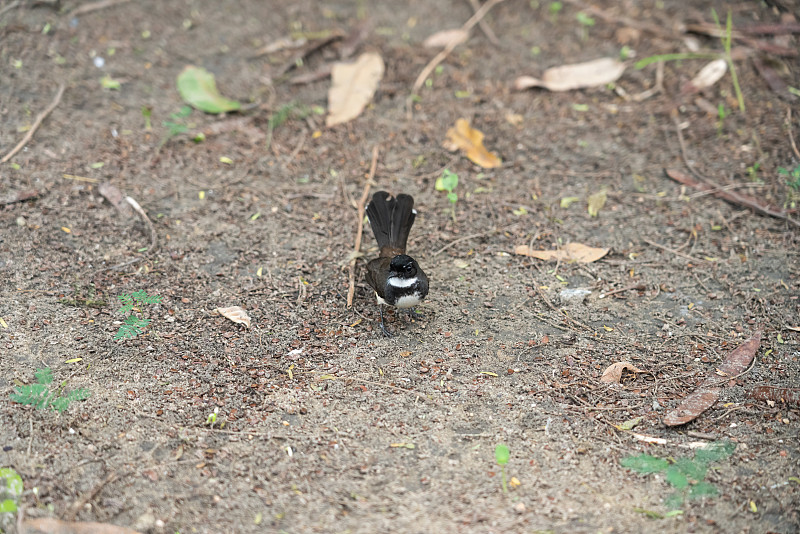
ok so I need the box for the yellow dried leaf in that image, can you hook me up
[587,190,607,217]
[509,476,521,488]
[514,242,609,263]
[443,118,501,168]
[213,306,251,328]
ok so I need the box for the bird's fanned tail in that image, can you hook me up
[366,191,416,256]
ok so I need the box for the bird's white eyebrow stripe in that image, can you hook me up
[388,276,418,288]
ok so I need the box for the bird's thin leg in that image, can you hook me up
[379,305,393,337]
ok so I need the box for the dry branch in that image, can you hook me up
[347,146,379,308]
[2,83,65,163]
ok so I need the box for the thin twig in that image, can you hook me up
[65,470,120,521]
[671,119,800,228]
[347,146,379,308]
[673,116,705,182]
[642,237,707,263]
[125,196,158,253]
[0,0,22,19]
[466,0,500,46]
[407,0,505,117]
[2,83,65,163]
[788,107,800,161]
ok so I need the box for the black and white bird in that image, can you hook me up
[365,191,429,336]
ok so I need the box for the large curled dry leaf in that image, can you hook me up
[664,331,761,426]
[515,242,609,263]
[177,66,241,114]
[443,118,501,168]
[423,28,469,48]
[514,57,626,92]
[600,362,645,383]
[326,52,384,127]
[213,306,251,329]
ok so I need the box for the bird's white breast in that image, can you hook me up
[394,293,423,308]
[387,276,418,288]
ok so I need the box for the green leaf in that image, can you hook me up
[435,169,459,193]
[447,192,458,204]
[689,481,718,499]
[177,65,241,114]
[664,491,684,510]
[665,465,689,489]
[115,316,150,340]
[0,468,22,498]
[694,441,735,464]
[495,444,510,466]
[576,12,595,26]
[0,499,17,513]
[34,368,53,385]
[100,74,121,90]
[673,458,707,482]
[621,454,669,473]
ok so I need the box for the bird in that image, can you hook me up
[364,191,429,336]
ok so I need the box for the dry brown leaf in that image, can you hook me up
[514,242,609,263]
[514,57,626,92]
[22,518,141,534]
[326,52,384,127]
[423,28,469,48]
[213,306,251,329]
[600,362,645,383]
[715,330,761,377]
[663,388,721,426]
[663,331,761,426]
[443,118,501,168]
[683,58,727,93]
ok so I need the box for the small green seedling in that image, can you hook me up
[575,12,595,39]
[116,290,162,340]
[635,9,744,113]
[779,164,800,191]
[548,1,562,22]
[716,103,727,137]
[746,162,761,182]
[495,444,510,494]
[266,101,311,150]
[435,169,459,223]
[621,441,735,510]
[0,468,23,533]
[9,368,90,413]
[159,105,193,148]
